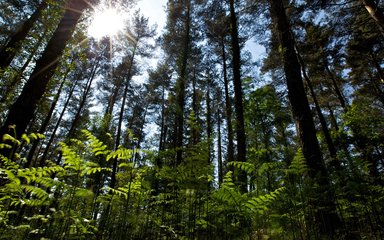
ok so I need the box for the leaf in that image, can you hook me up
[2,134,20,145]
[288,149,307,175]
[21,134,30,144]
[227,161,255,174]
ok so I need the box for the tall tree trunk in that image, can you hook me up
[0,30,47,105]
[159,85,166,154]
[323,59,347,110]
[369,53,384,105]
[132,102,149,163]
[269,0,341,235]
[228,0,247,193]
[111,45,136,190]
[221,39,234,167]
[296,48,339,166]
[39,78,78,166]
[106,85,119,116]
[98,45,137,237]
[217,109,223,185]
[191,68,200,145]
[67,58,100,139]
[0,1,48,70]
[206,76,213,166]
[361,0,384,36]
[0,0,88,142]
[175,1,191,165]
[25,64,71,167]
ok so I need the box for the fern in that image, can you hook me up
[244,187,285,214]
[213,172,242,206]
[258,162,279,176]
[80,165,111,176]
[18,165,64,185]
[2,134,20,146]
[82,130,111,156]
[287,149,307,175]
[60,142,83,171]
[108,187,128,199]
[227,161,255,174]
[21,185,48,199]
[107,147,133,162]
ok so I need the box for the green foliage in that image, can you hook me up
[287,149,307,175]
[82,130,111,157]
[227,161,255,174]
[245,187,285,215]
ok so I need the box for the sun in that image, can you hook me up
[88,6,126,39]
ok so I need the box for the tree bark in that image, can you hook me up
[39,77,78,166]
[175,1,191,165]
[228,0,247,193]
[323,59,347,110]
[296,48,339,166]
[221,39,235,168]
[217,109,223,185]
[67,58,100,139]
[0,0,88,141]
[269,0,340,235]
[0,1,48,70]
[206,76,213,166]
[110,45,136,190]
[0,30,46,105]
[25,64,71,167]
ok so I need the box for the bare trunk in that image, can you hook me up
[296,48,339,166]
[229,0,247,193]
[206,77,213,166]
[175,1,191,165]
[323,60,347,110]
[111,44,136,189]
[0,0,88,142]
[0,30,46,105]
[0,1,48,70]
[39,78,78,166]
[67,58,100,139]
[25,65,71,167]
[217,110,223,185]
[221,39,234,167]
[269,0,341,235]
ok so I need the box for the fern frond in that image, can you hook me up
[21,185,49,200]
[107,147,133,162]
[227,161,255,174]
[82,130,111,156]
[244,187,285,214]
[2,134,20,146]
[21,134,30,144]
[288,149,307,175]
[108,187,128,199]
[258,162,279,176]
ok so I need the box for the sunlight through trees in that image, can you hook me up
[0,0,383,239]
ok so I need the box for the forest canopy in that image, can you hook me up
[0,0,383,239]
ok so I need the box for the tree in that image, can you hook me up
[0,0,90,143]
[228,0,247,193]
[268,0,341,235]
[0,1,48,71]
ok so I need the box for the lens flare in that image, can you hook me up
[88,6,126,39]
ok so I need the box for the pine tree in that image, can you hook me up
[0,0,90,143]
[268,0,341,235]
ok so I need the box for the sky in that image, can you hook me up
[135,0,167,34]
[135,0,265,65]
[89,0,265,147]
[137,0,266,80]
